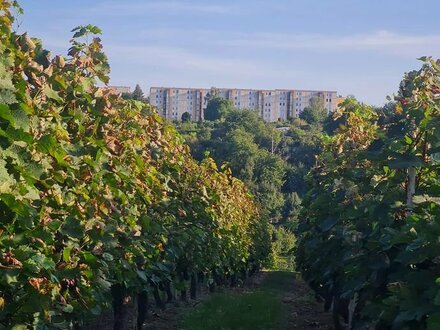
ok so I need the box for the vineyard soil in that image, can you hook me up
[142,271,333,329]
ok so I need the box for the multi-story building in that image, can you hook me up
[150,87,341,122]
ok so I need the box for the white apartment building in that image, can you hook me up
[150,87,340,122]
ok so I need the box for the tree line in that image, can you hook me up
[174,89,331,267]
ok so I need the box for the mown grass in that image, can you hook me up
[179,272,295,330]
[260,271,296,293]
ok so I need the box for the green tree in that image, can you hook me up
[223,128,259,182]
[181,111,191,122]
[223,110,281,151]
[299,95,328,125]
[204,96,233,121]
[252,151,286,217]
[132,83,144,100]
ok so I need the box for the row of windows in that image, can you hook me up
[173,102,193,106]
[234,102,257,107]
[155,91,335,99]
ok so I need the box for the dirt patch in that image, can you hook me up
[283,277,333,329]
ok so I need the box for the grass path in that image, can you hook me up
[143,271,333,329]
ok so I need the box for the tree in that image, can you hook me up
[204,95,233,121]
[223,110,281,151]
[121,92,133,100]
[181,111,191,122]
[132,83,144,100]
[299,95,328,125]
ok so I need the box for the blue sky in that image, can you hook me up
[17,0,440,105]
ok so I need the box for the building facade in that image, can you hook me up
[150,87,341,122]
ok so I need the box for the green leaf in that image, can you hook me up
[320,217,338,232]
[428,312,440,330]
[0,159,15,193]
[11,107,30,132]
[0,104,15,124]
[388,155,424,169]
[81,251,97,265]
[31,254,56,271]
[60,217,83,239]
[136,269,148,282]
[11,325,28,330]
[63,247,72,262]
[37,135,68,166]
[43,85,63,102]
[0,127,33,143]
[62,304,74,313]
[37,134,58,154]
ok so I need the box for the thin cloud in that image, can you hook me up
[90,1,235,16]
[138,28,440,57]
[216,30,440,56]
[105,44,295,78]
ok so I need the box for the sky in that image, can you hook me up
[16,0,440,106]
